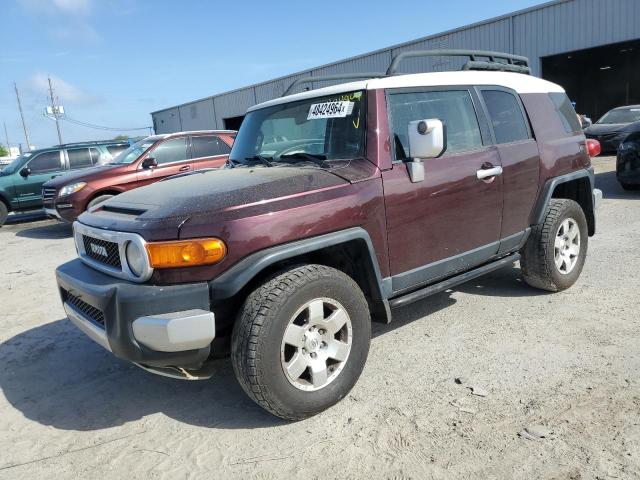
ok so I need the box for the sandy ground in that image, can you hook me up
[0,156,638,480]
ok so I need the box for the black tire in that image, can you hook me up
[620,182,640,191]
[521,199,588,292]
[86,194,114,210]
[0,201,7,227]
[231,264,371,420]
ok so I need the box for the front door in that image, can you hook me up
[136,136,191,187]
[14,150,66,210]
[382,88,503,293]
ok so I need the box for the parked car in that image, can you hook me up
[617,131,640,190]
[0,140,130,226]
[55,50,602,420]
[43,130,236,222]
[585,105,640,153]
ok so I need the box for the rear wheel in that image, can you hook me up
[0,201,7,227]
[521,199,588,292]
[86,194,114,211]
[231,264,371,420]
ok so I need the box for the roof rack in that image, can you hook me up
[282,73,386,97]
[55,139,130,148]
[281,49,531,98]
[386,49,531,75]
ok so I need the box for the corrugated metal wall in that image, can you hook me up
[151,0,640,134]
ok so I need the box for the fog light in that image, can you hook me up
[126,241,147,277]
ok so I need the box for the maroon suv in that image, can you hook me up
[55,51,602,420]
[43,130,235,222]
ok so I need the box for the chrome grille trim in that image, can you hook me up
[42,187,57,201]
[73,221,153,283]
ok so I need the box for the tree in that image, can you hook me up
[112,135,129,141]
[0,144,8,157]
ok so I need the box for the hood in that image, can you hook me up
[44,164,125,188]
[585,123,634,136]
[79,166,352,238]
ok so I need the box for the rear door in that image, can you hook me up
[65,147,94,171]
[136,136,190,186]
[189,134,231,170]
[382,87,504,293]
[14,150,66,209]
[477,88,540,248]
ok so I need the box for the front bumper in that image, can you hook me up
[56,259,216,374]
[43,197,83,222]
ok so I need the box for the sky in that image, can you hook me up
[0,0,545,149]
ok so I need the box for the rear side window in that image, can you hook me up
[481,90,531,144]
[151,137,188,165]
[28,151,61,173]
[67,148,93,169]
[89,148,101,164]
[107,144,128,157]
[389,90,483,159]
[549,92,582,134]
[191,135,231,158]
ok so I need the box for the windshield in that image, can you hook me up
[230,90,366,166]
[109,138,155,164]
[0,152,33,175]
[597,107,640,125]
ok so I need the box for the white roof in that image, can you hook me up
[249,71,565,112]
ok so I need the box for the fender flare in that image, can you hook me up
[208,227,391,322]
[531,167,596,233]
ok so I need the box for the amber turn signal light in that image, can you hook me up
[146,238,226,269]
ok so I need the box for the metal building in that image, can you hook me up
[151,0,640,133]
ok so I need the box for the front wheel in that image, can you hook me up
[231,264,371,420]
[0,201,7,227]
[521,199,588,292]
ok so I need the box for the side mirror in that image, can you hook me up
[19,167,31,178]
[405,119,446,183]
[141,157,157,169]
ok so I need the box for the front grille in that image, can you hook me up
[62,290,105,327]
[82,235,122,269]
[42,187,57,201]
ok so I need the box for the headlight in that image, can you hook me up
[125,241,147,277]
[145,238,226,269]
[59,182,87,197]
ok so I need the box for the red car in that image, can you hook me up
[43,130,235,222]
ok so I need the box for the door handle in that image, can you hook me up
[476,166,503,180]
[179,165,191,172]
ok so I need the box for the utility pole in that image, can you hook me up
[47,76,63,145]
[14,82,31,150]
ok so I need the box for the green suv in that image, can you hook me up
[0,140,129,226]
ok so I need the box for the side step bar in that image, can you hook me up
[388,254,520,309]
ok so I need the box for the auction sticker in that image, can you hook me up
[307,101,354,120]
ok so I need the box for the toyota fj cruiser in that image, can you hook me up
[55,51,602,420]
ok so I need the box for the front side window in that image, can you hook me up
[191,135,231,158]
[67,148,93,169]
[481,90,531,144]
[27,151,61,173]
[230,90,366,166]
[389,90,483,159]
[151,137,188,165]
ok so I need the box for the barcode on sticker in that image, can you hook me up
[307,101,354,120]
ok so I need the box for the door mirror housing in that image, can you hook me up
[408,119,446,160]
[19,167,31,178]
[141,157,157,169]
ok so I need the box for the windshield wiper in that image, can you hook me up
[245,155,274,167]
[279,152,330,168]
